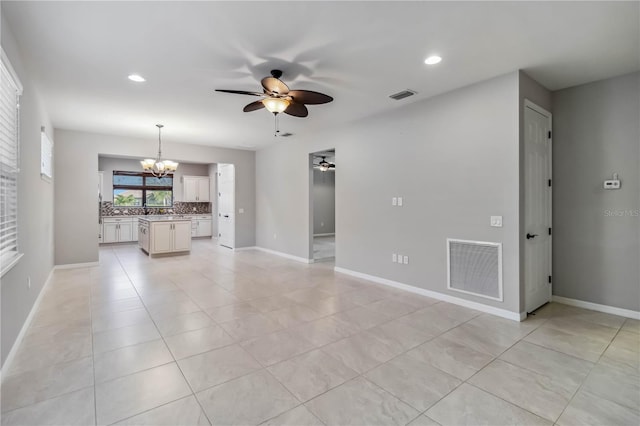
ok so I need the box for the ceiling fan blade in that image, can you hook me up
[215,89,265,97]
[243,100,265,112]
[261,77,289,95]
[284,103,308,117]
[288,90,333,105]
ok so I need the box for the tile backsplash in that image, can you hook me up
[102,201,211,216]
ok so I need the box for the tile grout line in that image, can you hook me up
[112,246,215,426]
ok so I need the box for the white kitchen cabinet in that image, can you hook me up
[102,217,137,243]
[195,216,212,237]
[147,220,192,255]
[183,176,210,202]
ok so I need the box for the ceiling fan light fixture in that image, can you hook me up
[262,97,290,114]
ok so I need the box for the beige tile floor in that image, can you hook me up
[1,239,638,425]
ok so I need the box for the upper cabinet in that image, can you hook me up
[183,176,210,202]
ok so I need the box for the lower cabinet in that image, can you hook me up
[102,218,136,243]
[192,216,212,238]
[148,221,191,255]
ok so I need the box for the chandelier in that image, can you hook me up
[140,124,178,177]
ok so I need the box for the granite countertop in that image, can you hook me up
[103,214,213,219]
[138,216,194,222]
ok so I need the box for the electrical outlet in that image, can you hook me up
[392,253,397,263]
[239,208,244,214]
[273,233,277,239]
[321,222,324,227]
[403,256,409,264]
[490,216,503,227]
[27,276,31,289]
[398,197,403,207]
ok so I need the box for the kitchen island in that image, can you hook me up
[138,216,192,256]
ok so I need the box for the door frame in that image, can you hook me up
[523,99,553,313]
[217,163,236,249]
[308,149,336,261]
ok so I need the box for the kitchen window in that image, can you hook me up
[0,49,23,276]
[112,171,173,207]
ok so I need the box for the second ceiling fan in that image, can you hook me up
[215,69,333,118]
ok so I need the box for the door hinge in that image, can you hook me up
[548,227,552,235]
[548,179,552,187]
[548,130,552,139]
[548,275,552,284]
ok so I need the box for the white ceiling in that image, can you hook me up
[3,1,638,150]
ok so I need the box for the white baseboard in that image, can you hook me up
[242,246,312,264]
[233,246,256,252]
[334,266,524,322]
[1,268,55,382]
[313,233,335,237]
[552,295,640,320]
[54,261,99,270]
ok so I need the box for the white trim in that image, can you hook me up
[0,252,24,277]
[334,266,523,321]
[313,233,335,237]
[552,295,640,320]
[54,261,99,270]
[446,239,503,302]
[1,268,54,382]
[241,246,312,264]
[1,48,23,94]
[233,246,257,252]
[524,99,552,118]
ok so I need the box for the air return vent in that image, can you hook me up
[389,89,416,100]
[447,239,503,301]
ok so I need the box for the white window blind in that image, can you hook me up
[1,50,23,276]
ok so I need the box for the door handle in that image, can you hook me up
[526,233,538,239]
[224,215,229,218]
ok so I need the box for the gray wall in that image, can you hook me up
[1,17,55,366]
[98,157,209,202]
[313,169,335,235]
[257,72,522,314]
[55,130,255,265]
[552,72,640,311]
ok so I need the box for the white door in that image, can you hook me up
[103,223,118,243]
[198,219,212,237]
[197,178,210,202]
[173,222,192,251]
[152,222,172,253]
[218,164,235,249]
[524,101,553,313]
[183,177,198,202]
[119,221,133,242]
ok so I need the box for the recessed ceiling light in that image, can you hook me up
[128,74,146,82]
[424,56,442,65]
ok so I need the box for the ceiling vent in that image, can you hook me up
[389,89,417,101]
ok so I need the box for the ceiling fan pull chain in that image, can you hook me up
[274,114,281,137]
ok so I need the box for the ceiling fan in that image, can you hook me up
[215,69,333,118]
[313,156,335,172]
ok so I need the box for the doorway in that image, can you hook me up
[310,150,336,261]
[217,163,235,249]
[524,100,553,313]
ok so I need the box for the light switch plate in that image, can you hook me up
[403,255,409,264]
[392,197,397,206]
[491,216,503,227]
[398,197,403,206]
[392,253,397,263]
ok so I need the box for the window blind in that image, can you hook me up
[0,51,22,275]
